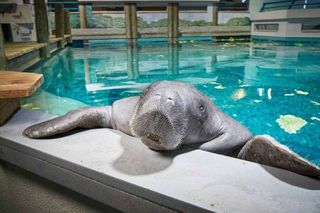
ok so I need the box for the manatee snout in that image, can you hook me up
[131,90,187,151]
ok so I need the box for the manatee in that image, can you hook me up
[24,81,320,179]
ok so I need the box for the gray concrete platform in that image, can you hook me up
[0,109,319,213]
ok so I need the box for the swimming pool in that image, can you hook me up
[22,41,320,165]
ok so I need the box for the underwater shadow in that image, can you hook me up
[112,132,192,176]
[260,165,320,190]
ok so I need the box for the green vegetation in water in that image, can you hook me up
[21,90,88,116]
[276,115,308,134]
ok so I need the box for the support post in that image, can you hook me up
[0,99,20,126]
[127,45,139,79]
[210,55,217,72]
[34,0,50,58]
[54,4,65,48]
[124,3,138,44]
[167,3,179,44]
[79,5,88,29]
[64,11,72,43]
[84,58,90,84]
[212,5,218,26]
[0,26,7,70]
[0,72,43,126]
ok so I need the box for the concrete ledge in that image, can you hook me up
[0,109,319,212]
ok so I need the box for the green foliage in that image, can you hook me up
[113,17,125,28]
[50,9,250,30]
[179,19,192,27]
[225,17,250,26]
[137,17,148,28]
[189,20,212,26]
[179,19,212,27]
[81,6,125,28]
[87,12,125,28]
[148,19,168,27]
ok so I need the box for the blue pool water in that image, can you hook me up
[23,41,320,165]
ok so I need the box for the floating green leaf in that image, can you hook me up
[294,89,309,95]
[208,82,219,85]
[276,115,307,134]
[214,85,226,89]
[239,84,250,88]
[284,93,295,96]
[311,117,320,122]
[310,101,320,106]
[21,103,38,109]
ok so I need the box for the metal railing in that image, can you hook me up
[260,0,320,12]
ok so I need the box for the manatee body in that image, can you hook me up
[24,81,320,179]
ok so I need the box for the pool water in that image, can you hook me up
[23,41,320,165]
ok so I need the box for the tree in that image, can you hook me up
[149,18,168,28]
[137,17,148,28]
[225,17,251,26]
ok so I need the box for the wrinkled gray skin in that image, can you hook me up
[24,81,320,179]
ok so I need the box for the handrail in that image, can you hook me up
[260,0,320,12]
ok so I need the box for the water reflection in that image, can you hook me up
[33,42,320,107]
[84,58,90,84]
[79,44,220,88]
[33,43,320,102]
[127,45,140,80]
[168,44,179,75]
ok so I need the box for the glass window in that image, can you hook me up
[70,13,80,29]
[87,6,125,29]
[137,6,167,29]
[254,24,279,32]
[301,23,320,31]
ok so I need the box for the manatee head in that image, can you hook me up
[130,81,218,151]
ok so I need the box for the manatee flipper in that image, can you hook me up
[238,135,320,179]
[23,106,112,139]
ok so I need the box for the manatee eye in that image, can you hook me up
[200,105,205,112]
